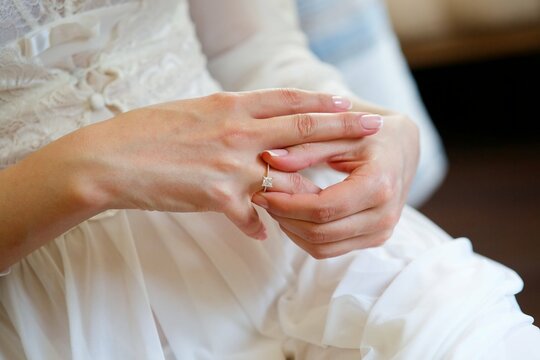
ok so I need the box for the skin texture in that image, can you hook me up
[253,103,419,259]
[186,0,420,259]
[0,88,384,270]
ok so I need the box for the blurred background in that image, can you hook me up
[385,0,540,324]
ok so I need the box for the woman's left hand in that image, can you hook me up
[252,112,419,259]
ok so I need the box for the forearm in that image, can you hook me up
[0,89,369,267]
[0,129,106,270]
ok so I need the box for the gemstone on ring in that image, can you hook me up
[262,163,273,192]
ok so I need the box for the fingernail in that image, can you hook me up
[360,114,383,130]
[254,227,268,241]
[252,194,269,209]
[264,149,288,157]
[332,95,352,110]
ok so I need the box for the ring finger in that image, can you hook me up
[281,226,392,259]
[265,169,322,195]
[251,161,321,196]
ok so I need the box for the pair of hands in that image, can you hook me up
[254,110,418,259]
[253,100,419,258]
[85,88,418,259]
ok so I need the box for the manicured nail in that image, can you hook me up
[360,114,383,130]
[252,194,269,209]
[332,95,352,110]
[264,149,288,157]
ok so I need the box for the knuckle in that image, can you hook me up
[294,113,316,139]
[388,211,401,228]
[310,247,330,260]
[219,124,255,148]
[238,211,259,229]
[376,212,399,231]
[294,143,315,168]
[279,88,303,109]
[373,230,394,247]
[288,172,305,193]
[209,186,235,210]
[374,177,395,204]
[364,229,394,248]
[312,205,336,223]
[341,113,357,135]
[305,226,328,244]
[310,245,342,260]
[211,92,241,111]
[215,156,243,174]
[296,142,312,152]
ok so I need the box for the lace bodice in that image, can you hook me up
[0,0,220,168]
[0,0,133,47]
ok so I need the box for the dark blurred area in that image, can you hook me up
[413,51,540,148]
[384,0,540,324]
[412,50,540,324]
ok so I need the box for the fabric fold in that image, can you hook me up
[360,239,531,359]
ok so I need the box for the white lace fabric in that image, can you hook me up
[0,0,220,169]
[1,1,539,358]
[1,0,130,46]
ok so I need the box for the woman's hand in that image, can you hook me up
[252,112,419,257]
[1,88,383,268]
[68,89,382,239]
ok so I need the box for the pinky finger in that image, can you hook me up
[281,227,393,259]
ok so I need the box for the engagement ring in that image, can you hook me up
[262,163,273,192]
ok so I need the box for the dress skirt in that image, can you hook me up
[1,197,538,359]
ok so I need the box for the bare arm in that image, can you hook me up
[0,90,379,269]
[0,126,106,270]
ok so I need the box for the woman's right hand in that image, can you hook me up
[45,89,382,239]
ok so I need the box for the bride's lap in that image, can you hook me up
[1,206,537,358]
[278,208,539,358]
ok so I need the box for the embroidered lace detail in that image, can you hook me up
[0,0,221,168]
[0,0,133,48]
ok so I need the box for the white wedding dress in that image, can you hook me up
[0,0,539,359]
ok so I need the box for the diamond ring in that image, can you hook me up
[261,163,273,192]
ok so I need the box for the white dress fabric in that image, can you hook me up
[296,0,448,207]
[1,0,539,359]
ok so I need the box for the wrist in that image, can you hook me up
[34,127,113,217]
[0,123,124,267]
[64,130,116,215]
[0,138,107,266]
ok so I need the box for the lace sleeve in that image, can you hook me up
[187,0,353,95]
